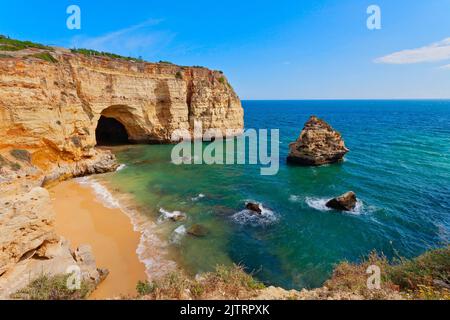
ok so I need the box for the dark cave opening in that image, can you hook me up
[95,116,129,146]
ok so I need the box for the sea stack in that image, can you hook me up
[326,191,357,211]
[287,116,349,166]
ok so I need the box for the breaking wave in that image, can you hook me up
[305,197,367,215]
[116,164,127,171]
[75,177,120,209]
[158,208,187,223]
[191,194,206,201]
[170,225,187,244]
[232,201,279,227]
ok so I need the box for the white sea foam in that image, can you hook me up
[289,195,302,203]
[158,208,187,223]
[305,197,332,212]
[305,197,367,215]
[75,177,120,209]
[232,201,278,227]
[170,225,187,244]
[116,164,127,171]
[76,177,177,280]
[191,194,206,201]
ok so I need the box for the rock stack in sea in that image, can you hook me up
[287,116,349,166]
[326,191,357,211]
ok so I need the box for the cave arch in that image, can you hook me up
[95,116,129,146]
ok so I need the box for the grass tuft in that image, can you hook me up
[136,264,265,300]
[11,274,93,300]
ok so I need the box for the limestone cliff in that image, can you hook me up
[0,46,243,174]
[0,42,243,297]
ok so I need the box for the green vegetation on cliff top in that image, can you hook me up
[0,35,53,51]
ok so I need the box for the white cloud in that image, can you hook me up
[70,19,175,58]
[438,64,450,70]
[375,37,450,64]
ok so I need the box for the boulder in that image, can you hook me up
[187,224,209,237]
[326,192,357,211]
[287,116,349,166]
[246,202,262,214]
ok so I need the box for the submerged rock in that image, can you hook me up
[287,116,349,166]
[187,224,209,237]
[246,202,262,214]
[326,191,357,211]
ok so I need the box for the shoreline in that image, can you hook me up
[49,179,147,299]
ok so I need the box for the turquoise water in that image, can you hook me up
[101,100,450,289]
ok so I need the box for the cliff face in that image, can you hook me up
[0,46,243,297]
[0,48,243,172]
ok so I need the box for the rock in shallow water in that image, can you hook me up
[187,224,209,237]
[287,116,349,166]
[246,202,262,214]
[326,191,357,211]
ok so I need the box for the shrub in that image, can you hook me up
[10,149,31,163]
[136,280,157,296]
[71,48,144,62]
[29,52,57,63]
[175,71,183,80]
[159,60,173,65]
[218,77,226,84]
[0,36,52,51]
[386,246,450,291]
[11,274,93,300]
[137,264,264,300]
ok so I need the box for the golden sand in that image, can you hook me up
[49,180,146,299]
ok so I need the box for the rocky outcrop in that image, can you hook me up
[326,191,357,211]
[245,202,262,214]
[187,224,209,237]
[287,116,349,166]
[0,187,57,275]
[0,187,107,298]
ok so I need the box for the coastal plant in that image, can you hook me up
[10,149,31,163]
[218,77,226,84]
[386,246,450,291]
[11,274,93,300]
[28,52,58,63]
[136,280,157,296]
[71,48,143,62]
[0,35,53,51]
[136,264,265,300]
[325,246,450,300]
[175,71,183,80]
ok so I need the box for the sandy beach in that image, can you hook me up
[49,179,147,299]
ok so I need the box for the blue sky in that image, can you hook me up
[1,0,449,99]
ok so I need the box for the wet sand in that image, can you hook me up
[49,180,146,299]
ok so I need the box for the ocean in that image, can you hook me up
[94,100,450,289]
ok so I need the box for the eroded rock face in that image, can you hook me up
[287,116,349,166]
[0,187,58,275]
[326,191,357,211]
[0,187,107,298]
[0,48,243,172]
